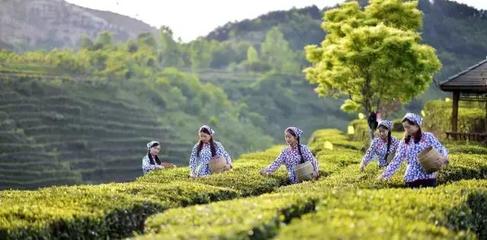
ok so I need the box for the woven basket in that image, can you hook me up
[418,147,444,174]
[386,152,395,164]
[296,161,314,182]
[161,162,176,168]
[209,156,227,174]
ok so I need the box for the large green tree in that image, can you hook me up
[304,0,441,115]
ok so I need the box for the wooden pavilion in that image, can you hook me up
[439,57,487,142]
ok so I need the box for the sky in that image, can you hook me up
[65,0,487,42]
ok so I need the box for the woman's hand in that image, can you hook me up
[260,168,270,176]
[162,162,176,168]
[359,163,366,172]
[312,171,319,179]
[376,174,386,181]
[224,164,232,171]
[440,156,449,165]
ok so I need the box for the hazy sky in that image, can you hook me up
[65,0,487,42]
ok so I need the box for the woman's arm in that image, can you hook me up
[263,149,286,174]
[189,145,198,176]
[381,141,407,180]
[361,138,378,168]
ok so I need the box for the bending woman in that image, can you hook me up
[261,127,319,184]
[189,125,232,177]
[378,113,448,188]
[360,120,399,171]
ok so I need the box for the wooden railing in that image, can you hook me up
[446,131,487,142]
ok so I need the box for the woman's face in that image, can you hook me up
[377,126,389,140]
[199,132,211,143]
[402,121,419,136]
[150,145,160,155]
[285,131,297,146]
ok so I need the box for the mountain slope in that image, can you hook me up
[0,0,156,51]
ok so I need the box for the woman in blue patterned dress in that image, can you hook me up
[189,125,232,178]
[360,120,400,171]
[378,113,449,188]
[142,141,164,174]
[260,127,319,184]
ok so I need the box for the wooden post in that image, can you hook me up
[485,100,487,133]
[452,91,459,136]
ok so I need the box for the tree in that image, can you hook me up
[304,0,441,116]
[261,27,300,73]
[209,41,249,69]
[244,46,271,72]
[93,32,113,50]
[246,46,259,64]
[102,50,130,80]
[189,38,213,71]
[158,26,184,67]
[137,32,157,49]
[79,35,94,50]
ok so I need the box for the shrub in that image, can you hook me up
[423,100,486,138]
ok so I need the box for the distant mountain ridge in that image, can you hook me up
[205,0,487,81]
[0,0,157,51]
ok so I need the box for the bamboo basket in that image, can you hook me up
[209,156,227,174]
[161,162,176,168]
[386,152,395,164]
[418,147,444,174]
[296,161,314,182]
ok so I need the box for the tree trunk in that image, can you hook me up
[362,74,375,141]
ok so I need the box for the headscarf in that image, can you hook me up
[285,127,303,138]
[378,120,393,130]
[402,113,422,126]
[199,125,215,135]
[146,140,160,150]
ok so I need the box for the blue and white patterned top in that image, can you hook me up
[264,144,319,184]
[362,137,400,167]
[382,132,448,182]
[189,141,232,177]
[142,154,161,174]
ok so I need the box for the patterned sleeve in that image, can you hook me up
[189,144,198,176]
[382,140,407,179]
[142,155,156,174]
[426,132,448,157]
[301,145,319,172]
[361,138,378,166]
[216,142,232,165]
[265,149,286,173]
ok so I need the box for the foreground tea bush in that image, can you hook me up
[0,181,237,239]
[139,193,319,240]
[0,147,289,239]
[276,180,487,240]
